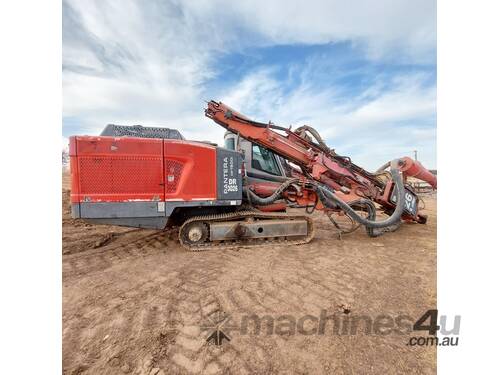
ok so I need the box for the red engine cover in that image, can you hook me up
[164,141,217,201]
[69,136,217,204]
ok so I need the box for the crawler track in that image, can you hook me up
[178,210,315,251]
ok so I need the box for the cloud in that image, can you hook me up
[62,0,436,169]
[216,67,436,169]
[179,0,436,63]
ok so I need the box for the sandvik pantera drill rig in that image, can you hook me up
[69,101,437,251]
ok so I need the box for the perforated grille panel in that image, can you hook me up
[165,159,184,194]
[78,156,163,195]
[100,124,184,140]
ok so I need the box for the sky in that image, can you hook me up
[62,0,436,170]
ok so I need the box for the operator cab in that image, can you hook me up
[224,131,293,184]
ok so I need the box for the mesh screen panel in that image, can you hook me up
[165,159,184,194]
[78,156,163,195]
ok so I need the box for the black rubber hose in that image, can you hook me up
[225,110,290,132]
[316,159,405,229]
[348,200,377,237]
[243,179,300,206]
[295,125,331,153]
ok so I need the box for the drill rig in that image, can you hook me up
[69,102,436,251]
[204,101,436,238]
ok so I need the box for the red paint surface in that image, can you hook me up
[164,140,217,201]
[70,136,217,203]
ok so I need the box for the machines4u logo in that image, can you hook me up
[408,309,461,347]
[197,309,461,348]
[201,311,236,347]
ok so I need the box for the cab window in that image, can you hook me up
[224,137,235,150]
[251,144,281,175]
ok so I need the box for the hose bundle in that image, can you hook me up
[243,179,300,206]
[315,159,405,229]
[243,160,406,234]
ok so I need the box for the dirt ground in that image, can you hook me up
[62,173,437,374]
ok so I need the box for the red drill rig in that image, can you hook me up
[69,101,436,250]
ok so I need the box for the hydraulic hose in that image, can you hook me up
[225,110,290,132]
[244,159,405,229]
[316,159,406,229]
[376,161,391,174]
[294,125,331,154]
[243,179,300,206]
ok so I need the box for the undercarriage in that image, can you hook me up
[178,209,314,251]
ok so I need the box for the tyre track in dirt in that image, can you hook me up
[63,269,181,374]
[209,246,348,373]
[62,230,175,279]
[64,242,276,374]
[159,251,278,374]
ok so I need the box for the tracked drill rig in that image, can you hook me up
[69,102,436,251]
